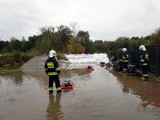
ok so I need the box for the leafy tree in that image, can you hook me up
[77,31,92,53]
[77,31,90,44]
[115,36,129,48]
[57,25,73,53]
[9,38,21,51]
[28,35,39,50]
[150,28,160,45]
[0,41,9,52]
[94,40,103,53]
[67,37,85,54]
[35,26,57,54]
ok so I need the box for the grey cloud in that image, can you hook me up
[0,0,160,41]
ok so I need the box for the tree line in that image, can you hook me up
[0,24,160,67]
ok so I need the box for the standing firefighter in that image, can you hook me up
[45,50,61,94]
[139,45,149,80]
[122,48,129,72]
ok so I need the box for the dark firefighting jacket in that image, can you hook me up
[44,57,60,76]
[122,52,129,63]
[140,51,149,66]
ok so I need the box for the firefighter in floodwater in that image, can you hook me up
[139,45,149,80]
[44,50,61,94]
[122,48,129,73]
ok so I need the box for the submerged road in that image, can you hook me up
[0,64,160,120]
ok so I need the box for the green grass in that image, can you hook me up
[0,67,22,74]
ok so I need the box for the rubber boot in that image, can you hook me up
[49,90,53,94]
[57,90,62,93]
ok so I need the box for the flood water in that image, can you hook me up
[1,65,160,120]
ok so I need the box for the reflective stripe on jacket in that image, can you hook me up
[122,52,129,62]
[44,57,60,76]
[140,51,149,66]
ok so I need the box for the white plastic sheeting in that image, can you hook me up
[65,53,109,64]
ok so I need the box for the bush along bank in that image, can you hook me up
[0,51,39,74]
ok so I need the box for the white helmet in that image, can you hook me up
[49,50,56,57]
[139,45,146,51]
[122,48,127,52]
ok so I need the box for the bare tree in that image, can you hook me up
[70,22,79,37]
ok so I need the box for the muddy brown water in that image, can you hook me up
[1,65,160,120]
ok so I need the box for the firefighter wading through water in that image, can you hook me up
[45,50,61,94]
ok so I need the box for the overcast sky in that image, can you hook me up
[0,0,160,41]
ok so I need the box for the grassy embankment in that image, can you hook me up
[0,51,67,74]
[0,51,36,74]
[0,67,22,74]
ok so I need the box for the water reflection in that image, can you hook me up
[23,67,88,80]
[112,71,160,108]
[47,93,63,120]
[62,89,73,93]
[20,71,48,89]
[0,72,24,85]
[60,68,88,78]
[22,68,90,90]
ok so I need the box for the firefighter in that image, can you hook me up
[139,45,149,80]
[44,50,61,94]
[122,48,129,73]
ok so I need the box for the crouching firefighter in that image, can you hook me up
[139,45,149,80]
[45,50,61,94]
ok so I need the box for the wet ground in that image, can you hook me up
[1,64,160,120]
